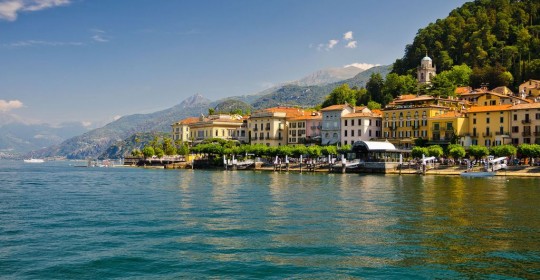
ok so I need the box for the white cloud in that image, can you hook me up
[345,41,357,49]
[343,31,353,41]
[3,39,83,47]
[81,121,92,127]
[343,63,381,71]
[0,99,23,112]
[327,39,338,49]
[90,29,110,43]
[113,115,122,121]
[0,0,70,21]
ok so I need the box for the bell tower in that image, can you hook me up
[417,53,436,85]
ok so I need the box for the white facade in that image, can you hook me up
[341,111,382,146]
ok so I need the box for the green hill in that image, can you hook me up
[393,0,540,88]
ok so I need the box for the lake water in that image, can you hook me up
[1,160,539,279]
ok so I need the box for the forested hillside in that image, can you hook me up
[393,0,540,89]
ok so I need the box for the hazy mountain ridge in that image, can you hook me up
[31,94,212,159]
[24,65,390,159]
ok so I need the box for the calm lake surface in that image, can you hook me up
[1,160,539,279]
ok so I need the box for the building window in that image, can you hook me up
[486,118,490,124]
[351,119,354,126]
[358,129,361,136]
[351,130,354,137]
[345,130,348,137]
[500,117,504,123]
[512,126,519,133]
[514,114,517,121]
[473,118,476,125]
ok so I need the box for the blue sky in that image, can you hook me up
[0,0,469,126]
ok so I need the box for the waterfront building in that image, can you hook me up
[417,54,436,85]
[287,112,322,145]
[508,102,540,145]
[519,79,540,98]
[340,107,382,146]
[427,111,467,147]
[320,104,355,145]
[171,116,199,142]
[462,105,512,147]
[248,107,305,146]
[381,95,465,149]
[185,114,244,143]
[457,86,530,106]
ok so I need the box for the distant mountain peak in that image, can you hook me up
[179,93,211,108]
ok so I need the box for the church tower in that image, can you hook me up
[417,54,436,85]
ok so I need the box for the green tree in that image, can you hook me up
[468,145,489,160]
[131,149,143,157]
[142,146,155,158]
[367,100,381,110]
[427,145,444,158]
[321,84,357,108]
[154,147,165,158]
[366,73,386,105]
[162,137,176,156]
[490,144,517,157]
[412,146,429,158]
[446,144,466,160]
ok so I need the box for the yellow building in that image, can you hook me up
[173,114,244,143]
[519,79,540,98]
[381,95,465,148]
[462,105,512,147]
[508,102,540,145]
[458,87,530,106]
[427,111,468,146]
[248,107,306,146]
[171,117,199,142]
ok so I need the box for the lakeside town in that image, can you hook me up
[123,55,540,176]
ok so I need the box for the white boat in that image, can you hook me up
[23,158,45,163]
[460,171,495,177]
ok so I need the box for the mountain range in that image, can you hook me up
[23,64,391,160]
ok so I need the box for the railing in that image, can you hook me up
[482,132,492,137]
[253,127,258,131]
[495,131,510,136]
[522,119,531,124]
[522,131,532,136]
[535,131,540,136]
[265,126,271,131]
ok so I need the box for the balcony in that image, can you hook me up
[522,131,532,137]
[388,126,398,131]
[535,131,540,136]
[482,132,492,137]
[411,125,420,130]
[495,131,510,136]
[522,119,532,124]
[253,127,258,131]
[265,126,271,131]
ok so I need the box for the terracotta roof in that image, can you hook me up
[287,114,322,121]
[430,111,465,119]
[252,106,307,118]
[175,116,199,125]
[397,94,417,100]
[492,86,513,95]
[455,87,473,95]
[342,112,381,118]
[371,109,382,115]
[467,104,512,113]
[392,95,434,103]
[510,102,540,110]
[320,104,351,111]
